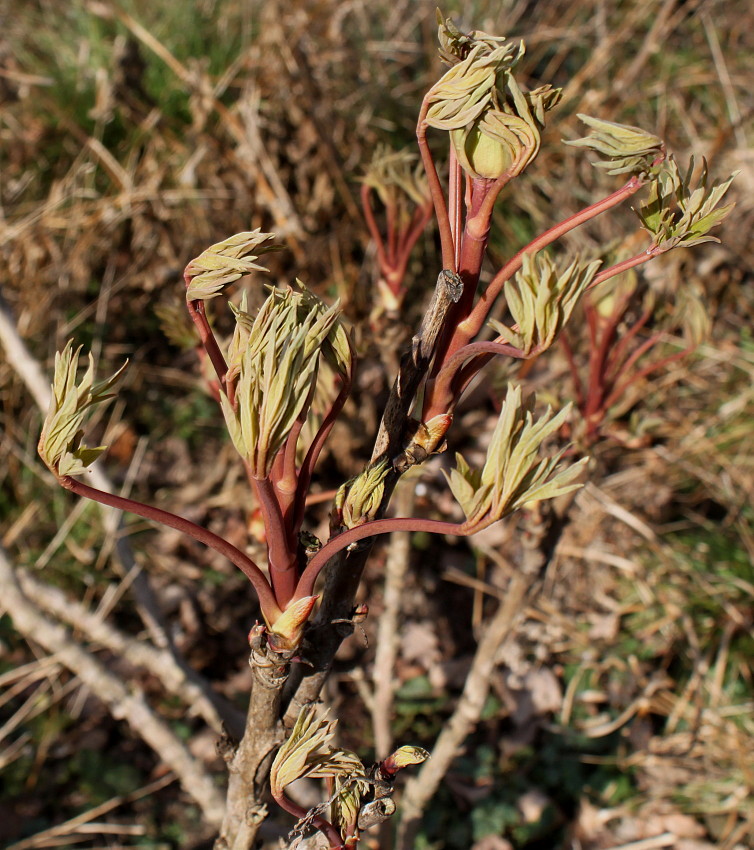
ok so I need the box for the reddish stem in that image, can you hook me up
[290,367,353,540]
[605,305,654,381]
[426,179,496,408]
[360,184,390,273]
[58,475,280,622]
[449,147,463,271]
[587,245,664,292]
[559,331,585,409]
[604,345,692,410]
[272,790,343,848]
[417,99,455,271]
[184,271,229,391]
[296,516,466,599]
[251,475,298,608]
[427,340,529,417]
[459,175,648,344]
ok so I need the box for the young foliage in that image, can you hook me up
[38,341,127,477]
[426,26,560,179]
[489,252,601,355]
[636,156,737,249]
[184,229,279,301]
[220,281,352,477]
[565,114,665,176]
[333,460,391,529]
[445,384,588,530]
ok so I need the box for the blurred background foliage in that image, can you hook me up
[0,0,752,848]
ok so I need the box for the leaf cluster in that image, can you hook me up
[490,252,601,355]
[426,26,561,179]
[184,230,280,301]
[445,385,587,529]
[333,459,391,529]
[565,114,664,176]
[361,144,429,211]
[38,341,127,477]
[636,156,737,249]
[221,282,352,478]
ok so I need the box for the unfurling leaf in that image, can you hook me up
[185,229,279,301]
[333,459,390,529]
[38,341,127,477]
[445,384,587,529]
[565,114,664,176]
[361,145,430,211]
[426,29,560,179]
[270,706,369,839]
[636,156,736,249]
[221,281,353,478]
[490,252,601,355]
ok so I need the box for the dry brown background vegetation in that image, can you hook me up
[1,0,753,848]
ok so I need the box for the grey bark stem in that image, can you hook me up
[372,483,415,759]
[215,657,288,850]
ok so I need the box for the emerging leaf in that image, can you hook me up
[270,706,369,839]
[445,384,587,529]
[426,29,560,179]
[636,156,736,249]
[490,252,601,355]
[333,459,390,529]
[38,341,127,477]
[221,281,353,478]
[565,114,664,176]
[185,229,279,301]
[361,144,430,212]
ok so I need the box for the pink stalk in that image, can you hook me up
[360,184,390,273]
[184,270,229,392]
[605,305,654,380]
[559,332,585,409]
[58,475,280,622]
[416,99,455,270]
[448,146,463,271]
[604,345,692,410]
[458,175,648,345]
[587,245,664,292]
[296,516,466,599]
[290,368,353,540]
[427,340,529,416]
[427,178,497,386]
[272,790,344,849]
[250,475,298,608]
